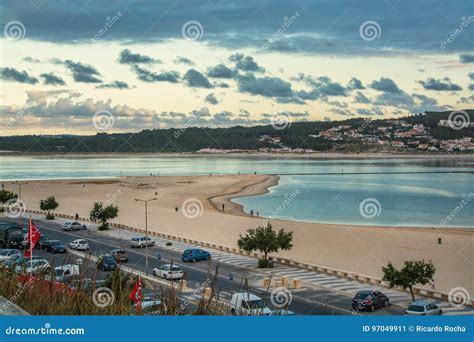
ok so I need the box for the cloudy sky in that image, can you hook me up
[0,0,473,135]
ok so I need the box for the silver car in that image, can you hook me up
[405,300,442,315]
[131,236,155,248]
[62,221,87,231]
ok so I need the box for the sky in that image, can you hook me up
[0,0,473,135]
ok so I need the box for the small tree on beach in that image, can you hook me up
[237,223,293,268]
[40,196,59,219]
[0,189,17,205]
[90,202,119,231]
[382,259,436,301]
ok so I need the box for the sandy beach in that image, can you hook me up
[4,175,473,294]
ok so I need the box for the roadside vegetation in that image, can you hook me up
[89,202,119,231]
[382,259,436,301]
[238,223,293,268]
[39,196,59,220]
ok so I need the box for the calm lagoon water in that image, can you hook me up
[1,155,473,228]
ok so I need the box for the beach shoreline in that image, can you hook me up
[3,175,473,294]
[1,152,473,160]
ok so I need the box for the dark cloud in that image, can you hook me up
[275,96,306,104]
[173,56,194,65]
[132,65,180,83]
[3,1,472,55]
[23,57,41,63]
[370,77,402,93]
[119,49,160,64]
[63,60,102,83]
[295,75,348,100]
[418,77,462,91]
[97,81,131,89]
[353,91,370,104]
[204,93,219,105]
[237,73,293,98]
[347,77,365,90]
[183,69,213,88]
[459,54,474,64]
[469,84,474,91]
[207,64,234,79]
[229,54,265,72]
[40,73,66,85]
[0,67,38,84]
[458,95,474,104]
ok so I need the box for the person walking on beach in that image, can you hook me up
[222,204,225,212]
[250,209,254,217]
[75,213,79,220]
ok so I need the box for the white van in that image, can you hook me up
[230,292,271,315]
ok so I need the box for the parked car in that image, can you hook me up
[230,292,271,315]
[69,239,90,251]
[4,255,41,269]
[97,255,118,271]
[15,259,51,275]
[0,249,22,262]
[405,300,442,315]
[152,264,184,280]
[52,264,81,282]
[69,279,106,292]
[46,240,67,254]
[181,249,211,263]
[109,248,128,263]
[62,221,87,231]
[269,309,295,316]
[130,236,155,248]
[352,290,390,312]
[35,236,50,250]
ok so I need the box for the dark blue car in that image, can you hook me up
[181,249,211,263]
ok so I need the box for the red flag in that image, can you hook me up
[129,275,143,310]
[24,218,41,257]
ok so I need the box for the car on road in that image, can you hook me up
[230,292,272,315]
[130,236,155,248]
[0,249,22,262]
[15,258,51,275]
[181,249,211,263]
[269,309,295,316]
[152,264,184,280]
[352,290,390,312]
[97,254,118,271]
[46,240,67,254]
[405,300,442,315]
[35,236,50,250]
[62,221,87,231]
[69,239,90,251]
[109,248,128,263]
[69,279,106,292]
[52,264,81,282]
[3,255,41,269]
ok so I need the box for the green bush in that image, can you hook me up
[45,212,55,220]
[258,259,273,268]
[98,223,109,231]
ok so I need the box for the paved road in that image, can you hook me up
[1,217,405,315]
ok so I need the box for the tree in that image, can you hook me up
[0,189,17,204]
[382,260,436,301]
[237,223,293,268]
[40,196,59,219]
[90,202,119,230]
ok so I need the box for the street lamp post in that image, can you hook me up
[15,181,28,229]
[134,197,157,275]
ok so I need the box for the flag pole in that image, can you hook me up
[29,216,32,264]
